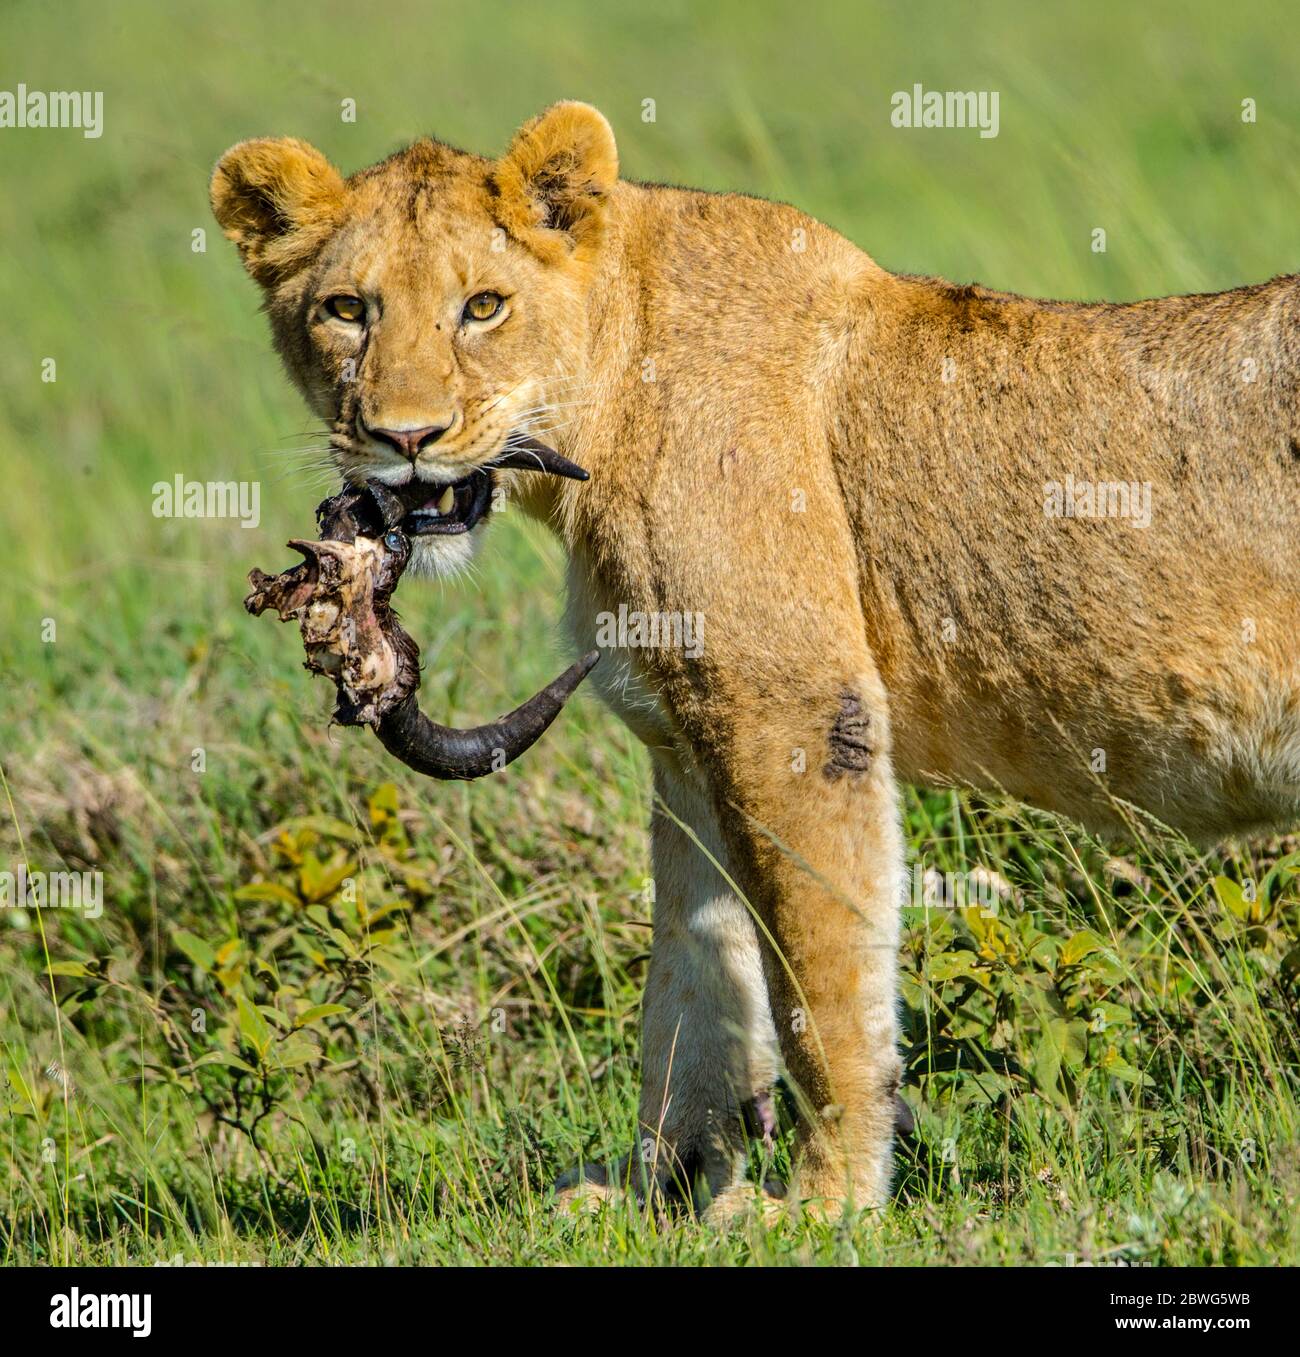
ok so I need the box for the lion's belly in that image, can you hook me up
[881,606,1300,843]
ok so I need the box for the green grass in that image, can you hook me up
[2,0,1299,1265]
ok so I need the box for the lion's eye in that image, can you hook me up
[326,295,365,323]
[463,291,504,323]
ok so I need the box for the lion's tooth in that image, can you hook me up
[436,486,455,515]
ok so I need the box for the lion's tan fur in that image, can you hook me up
[213,102,1300,1214]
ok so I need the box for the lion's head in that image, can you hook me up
[211,102,617,575]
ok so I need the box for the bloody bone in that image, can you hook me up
[244,468,599,780]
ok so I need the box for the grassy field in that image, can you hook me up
[2,0,1299,1265]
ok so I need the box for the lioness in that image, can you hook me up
[212,102,1300,1218]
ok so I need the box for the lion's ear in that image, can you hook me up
[210,137,345,285]
[491,102,618,262]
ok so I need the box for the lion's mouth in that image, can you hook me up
[387,469,494,537]
[338,439,590,540]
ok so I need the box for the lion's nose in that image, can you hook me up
[362,419,455,462]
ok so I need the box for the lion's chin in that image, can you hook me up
[405,529,482,581]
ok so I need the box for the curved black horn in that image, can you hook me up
[488,438,590,481]
[374,650,600,780]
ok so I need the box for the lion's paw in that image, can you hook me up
[552,1160,631,1215]
[700,1180,787,1228]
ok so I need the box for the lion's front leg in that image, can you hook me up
[553,756,778,1215]
[634,757,780,1207]
[717,672,905,1215]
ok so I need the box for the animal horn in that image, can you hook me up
[374,650,601,780]
[489,437,590,481]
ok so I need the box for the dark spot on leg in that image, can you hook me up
[823,688,873,779]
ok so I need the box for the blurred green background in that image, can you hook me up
[3,0,1299,713]
[2,0,1298,1264]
